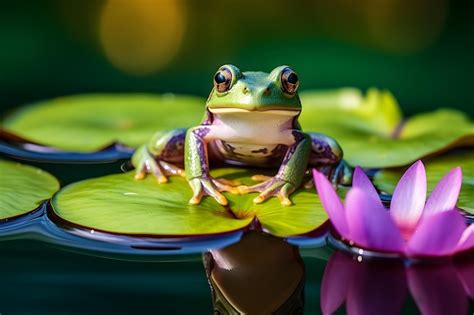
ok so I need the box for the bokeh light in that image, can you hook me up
[99,0,186,75]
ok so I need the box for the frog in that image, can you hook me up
[132,65,351,206]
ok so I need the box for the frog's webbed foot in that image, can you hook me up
[304,160,353,189]
[238,176,296,206]
[188,177,240,206]
[134,158,185,183]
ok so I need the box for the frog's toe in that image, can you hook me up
[157,175,168,184]
[213,179,240,195]
[134,168,146,180]
[238,179,270,195]
[159,161,185,177]
[251,179,296,206]
[148,162,168,183]
[214,194,229,206]
[202,180,230,204]
[188,178,204,204]
[237,185,251,194]
[278,182,296,206]
[250,174,273,182]
[216,178,241,186]
[252,195,266,204]
[188,177,230,206]
[278,195,292,206]
[189,195,202,205]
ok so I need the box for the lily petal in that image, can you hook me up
[313,169,349,236]
[320,251,354,315]
[407,210,466,257]
[456,224,474,253]
[345,188,405,253]
[353,166,383,207]
[390,161,427,236]
[424,167,462,215]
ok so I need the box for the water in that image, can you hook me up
[1,146,473,314]
[1,204,473,314]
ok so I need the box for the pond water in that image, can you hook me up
[2,232,473,314]
[1,157,473,314]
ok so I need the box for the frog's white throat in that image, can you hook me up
[209,107,300,116]
[209,108,299,145]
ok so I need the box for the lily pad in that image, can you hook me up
[374,152,474,214]
[51,168,329,237]
[300,88,474,168]
[0,160,59,220]
[2,94,205,152]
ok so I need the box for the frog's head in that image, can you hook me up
[206,65,301,116]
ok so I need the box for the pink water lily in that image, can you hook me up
[313,161,474,257]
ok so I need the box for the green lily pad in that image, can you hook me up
[374,152,474,214]
[0,160,59,220]
[2,94,205,152]
[300,88,474,168]
[52,168,330,237]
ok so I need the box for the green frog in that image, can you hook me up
[132,65,350,206]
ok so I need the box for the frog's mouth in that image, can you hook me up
[209,108,300,116]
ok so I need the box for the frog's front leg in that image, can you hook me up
[185,126,239,206]
[239,131,312,206]
[307,132,352,186]
[132,128,186,183]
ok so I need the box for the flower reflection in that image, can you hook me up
[314,161,474,257]
[321,251,474,315]
[204,232,305,314]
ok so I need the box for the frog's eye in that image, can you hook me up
[281,68,299,95]
[214,67,233,93]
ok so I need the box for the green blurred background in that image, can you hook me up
[0,0,473,117]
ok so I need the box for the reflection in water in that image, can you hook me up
[204,232,305,314]
[321,251,474,315]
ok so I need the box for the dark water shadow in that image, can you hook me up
[204,231,306,314]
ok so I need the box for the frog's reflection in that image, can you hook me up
[321,251,474,315]
[203,231,305,314]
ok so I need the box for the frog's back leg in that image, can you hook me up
[307,132,352,185]
[308,132,342,166]
[132,128,186,182]
[148,128,186,165]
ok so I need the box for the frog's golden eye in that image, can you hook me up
[281,68,299,95]
[214,67,233,93]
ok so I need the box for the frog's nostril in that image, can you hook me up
[263,87,271,96]
[242,87,250,94]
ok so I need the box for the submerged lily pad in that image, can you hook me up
[2,94,205,152]
[374,152,474,214]
[52,168,329,237]
[300,88,474,168]
[0,160,59,220]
